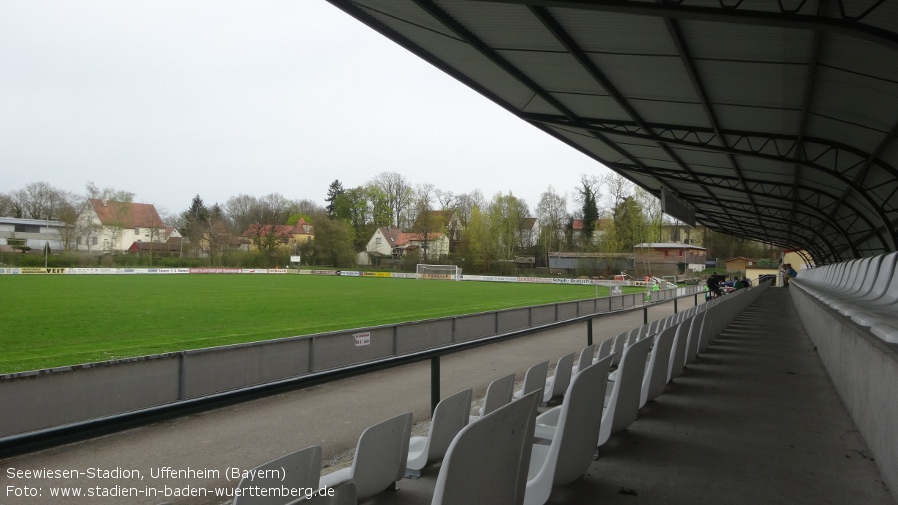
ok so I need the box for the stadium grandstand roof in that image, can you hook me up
[326,0,898,265]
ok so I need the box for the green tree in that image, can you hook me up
[313,216,356,267]
[489,192,528,260]
[461,205,492,272]
[182,195,209,257]
[325,180,345,219]
[612,196,646,252]
[578,177,600,245]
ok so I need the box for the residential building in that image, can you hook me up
[241,219,314,253]
[0,217,66,252]
[548,252,632,275]
[633,242,708,276]
[658,223,705,247]
[76,199,167,253]
[725,256,755,273]
[361,226,450,264]
[411,210,462,253]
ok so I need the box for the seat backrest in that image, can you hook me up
[668,314,697,381]
[432,391,541,505]
[551,356,613,486]
[871,253,898,305]
[428,389,473,462]
[547,352,575,399]
[641,324,678,407]
[575,344,596,372]
[482,373,516,416]
[859,252,898,302]
[351,412,412,499]
[846,256,877,296]
[598,337,652,446]
[596,337,614,361]
[520,360,549,397]
[235,446,321,505]
[609,331,628,366]
[636,324,650,341]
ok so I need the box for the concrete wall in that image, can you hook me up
[790,289,898,501]
[0,356,180,437]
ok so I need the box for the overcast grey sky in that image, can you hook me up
[1,1,609,218]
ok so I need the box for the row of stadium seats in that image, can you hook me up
[216,282,767,505]
[791,251,898,344]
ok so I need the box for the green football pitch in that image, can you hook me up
[0,274,632,374]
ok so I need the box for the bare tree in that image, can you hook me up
[436,189,457,210]
[455,189,486,227]
[536,186,568,259]
[371,171,414,228]
[85,181,135,203]
[224,194,260,235]
[1,193,18,218]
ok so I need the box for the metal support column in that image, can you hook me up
[431,356,440,415]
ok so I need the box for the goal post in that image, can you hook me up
[416,264,462,281]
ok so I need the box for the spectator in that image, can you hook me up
[707,272,723,298]
[782,263,798,287]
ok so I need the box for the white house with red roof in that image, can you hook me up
[76,199,169,252]
[361,226,450,264]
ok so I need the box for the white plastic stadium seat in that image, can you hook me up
[542,352,575,404]
[524,356,613,505]
[319,412,412,501]
[406,389,473,478]
[470,373,516,423]
[234,445,321,505]
[430,391,541,505]
[513,361,549,400]
[598,337,652,447]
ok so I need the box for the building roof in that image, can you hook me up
[520,217,538,230]
[88,199,164,228]
[326,1,898,264]
[242,219,313,239]
[0,217,67,227]
[635,242,708,251]
[376,227,443,248]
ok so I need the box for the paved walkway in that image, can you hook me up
[1,291,893,504]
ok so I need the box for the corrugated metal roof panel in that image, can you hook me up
[327,0,898,262]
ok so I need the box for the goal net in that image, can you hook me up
[416,264,461,281]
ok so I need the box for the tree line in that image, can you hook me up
[2,174,778,271]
